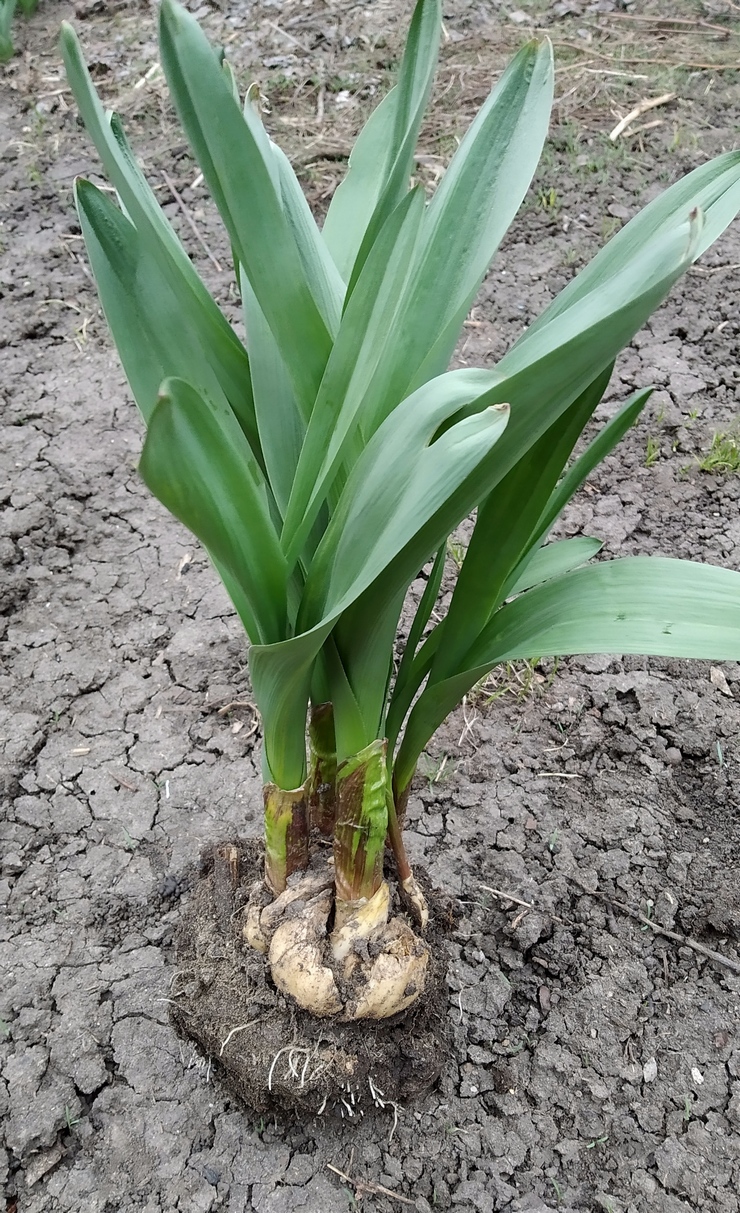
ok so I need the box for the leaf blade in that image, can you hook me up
[158,0,332,414]
[360,37,555,438]
[322,0,441,282]
[281,188,426,564]
[395,557,740,793]
[139,378,287,646]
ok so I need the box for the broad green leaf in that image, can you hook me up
[390,535,602,759]
[329,587,407,757]
[428,364,614,685]
[394,557,740,792]
[60,25,258,448]
[300,375,511,625]
[158,0,332,416]
[392,536,605,743]
[360,38,554,438]
[321,89,399,281]
[322,0,441,282]
[249,621,334,788]
[473,557,740,665]
[384,549,446,753]
[139,378,288,646]
[281,188,426,565]
[344,0,442,293]
[321,635,373,761]
[506,536,603,596]
[0,0,15,52]
[394,545,447,698]
[241,273,304,523]
[272,142,344,336]
[258,378,509,771]
[346,209,704,709]
[525,152,740,340]
[76,181,260,448]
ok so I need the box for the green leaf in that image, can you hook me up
[525,151,740,340]
[272,142,344,336]
[395,546,446,693]
[0,0,15,48]
[350,210,700,726]
[241,273,304,521]
[395,556,740,793]
[139,378,288,646]
[322,0,441,283]
[531,387,652,548]
[360,37,555,438]
[506,536,603,596]
[76,180,258,442]
[329,588,407,756]
[281,188,426,565]
[473,557,740,665]
[344,0,442,294]
[61,26,260,454]
[384,549,446,753]
[427,364,614,686]
[249,621,335,788]
[158,0,332,415]
[300,375,511,625]
[381,207,705,618]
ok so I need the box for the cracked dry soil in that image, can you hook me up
[2,1,740,1210]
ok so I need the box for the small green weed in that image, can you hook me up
[601,215,621,241]
[418,751,453,786]
[586,1134,609,1149]
[550,1177,565,1206]
[645,435,660,467]
[698,432,740,473]
[538,185,559,211]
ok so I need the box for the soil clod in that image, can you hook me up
[169,840,451,1115]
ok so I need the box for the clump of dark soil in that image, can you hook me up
[169,840,452,1117]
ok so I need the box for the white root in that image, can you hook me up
[401,872,430,930]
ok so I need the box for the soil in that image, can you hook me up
[2,1,740,1211]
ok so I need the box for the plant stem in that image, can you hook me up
[263,783,309,894]
[392,775,412,831]
[385,786,411,882]
[307,701,337,836]
[334,739,388,902]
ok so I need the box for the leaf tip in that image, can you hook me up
[59,20,78,55]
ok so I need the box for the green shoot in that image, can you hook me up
[645,435,660,467]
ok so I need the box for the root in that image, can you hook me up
[245,861,430,1021]
[401,873,430,930]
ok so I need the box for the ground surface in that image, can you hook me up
[2,0,740,1210]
